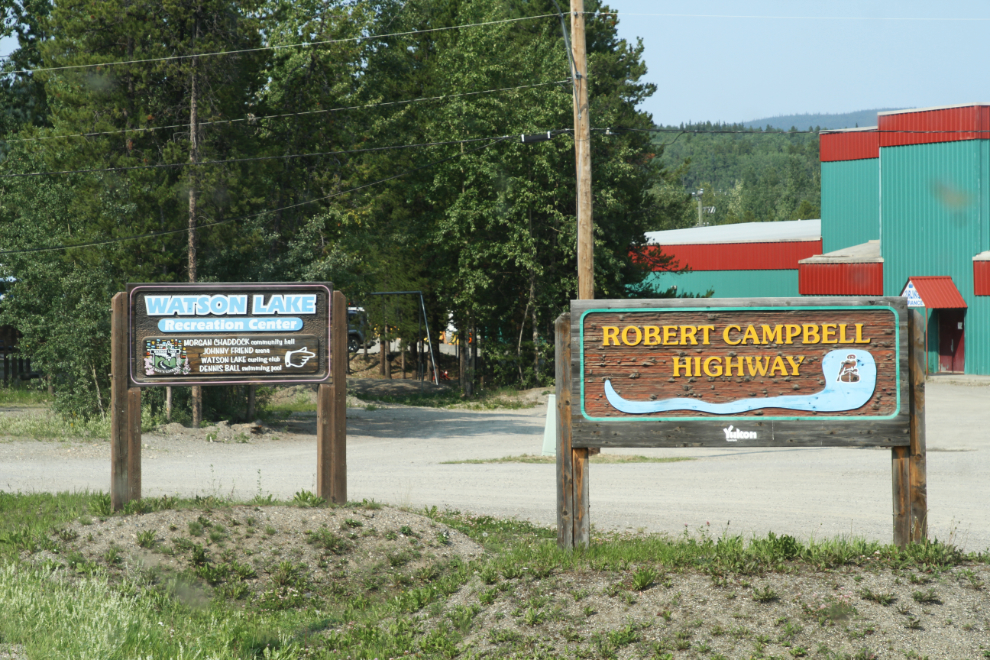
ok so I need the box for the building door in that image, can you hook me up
[938,309,965,373]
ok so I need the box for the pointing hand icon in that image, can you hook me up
[285,347,316,368]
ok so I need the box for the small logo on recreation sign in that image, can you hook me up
[144,339,191,376]
[722,425,756,442]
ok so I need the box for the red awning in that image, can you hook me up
[907,276,967,309]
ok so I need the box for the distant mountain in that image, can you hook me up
[741,109,906,131]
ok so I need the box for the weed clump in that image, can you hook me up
[860,588,896,605]
[632,565,659,591]
[305,527,350,555]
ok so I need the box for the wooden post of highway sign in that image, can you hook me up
[555,297,926,549]
[109,283,346,510]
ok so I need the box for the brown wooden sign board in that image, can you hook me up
[127,282,332,386]
[555,297,926,550]
[110,284,347,512]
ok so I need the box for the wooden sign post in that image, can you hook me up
[556,297,926,549]
[110,283,347,510]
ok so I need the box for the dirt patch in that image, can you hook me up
[347,377,452,399]
[41,505,482,606]
[0,645,25,660]
[447,562,990,659]
[347,377,551,410]
[347,352,459,381]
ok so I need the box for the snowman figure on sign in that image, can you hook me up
[836,354,861,383]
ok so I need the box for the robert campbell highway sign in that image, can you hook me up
[569,297,910,448]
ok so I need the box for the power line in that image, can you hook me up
[0,129,569,179]
[598,126,990,135]
[0,131,549,256]
[2,80,569,144]
[8,14,559,76]
[3,10,981,74]
[598,127,817,135]
[590,11,990,22]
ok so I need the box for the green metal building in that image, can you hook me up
[803,104,990,374]
[643,219,821,299]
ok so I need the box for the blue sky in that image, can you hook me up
[606,0,990,125]
[4,1,989,126]
[0,35,15,57]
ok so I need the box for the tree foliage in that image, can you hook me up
[0,0,689,415]
[657,122,820,226]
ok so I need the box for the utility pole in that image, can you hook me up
[188,13,203,428]
[569,0,599,458]
[571,0,593,300]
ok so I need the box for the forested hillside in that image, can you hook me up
[0,0,690,417]
[742,108,902,131]
[655,123,821,226]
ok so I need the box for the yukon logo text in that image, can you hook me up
[722,425,757,442]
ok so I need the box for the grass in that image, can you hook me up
[0,490,987,659]
[441,453,696,465]
[0,391,176,440]
[0,385,50,407]
[912,588,941,604]
[0,409,111,441]
[255,390,316,421]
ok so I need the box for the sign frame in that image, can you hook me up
[109,284,348,513]
[127,282,333,387]
[555,296,927,550]
[569,297,910,448]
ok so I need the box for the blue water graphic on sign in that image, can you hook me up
[604,349,877,415]
[157,317,304,333]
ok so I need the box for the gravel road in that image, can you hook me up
[1,380,987,551]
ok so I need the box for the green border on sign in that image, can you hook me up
[578,305,901,422]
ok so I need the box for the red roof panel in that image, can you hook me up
[799,262,883,295]
[907,276,967,309]
[639,240,821,271]
[879,105,990,148]
[820,129,879,162]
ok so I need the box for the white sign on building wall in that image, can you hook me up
[901,281,924,308]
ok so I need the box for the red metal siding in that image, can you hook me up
[909,276,967,308]
[975,261,990,296]
[820,130,879,162]
[879,106,990,147]
[642,240,821,271]
[799,263,883,295]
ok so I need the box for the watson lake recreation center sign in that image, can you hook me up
[128,282,332,386]
[110,282,347,512]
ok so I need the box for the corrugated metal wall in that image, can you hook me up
[881,139,990,373]
[880,105,990,148]
[926,310,939,374]
[644,269,800,298]
[974,261,990,295]
[647,241,821,271]
[798,262,883,295]
[820,130,879,162]
[821,159,880,253]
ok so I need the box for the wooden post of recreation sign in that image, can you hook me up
[110,283,347,511]
[556,297,927,549]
